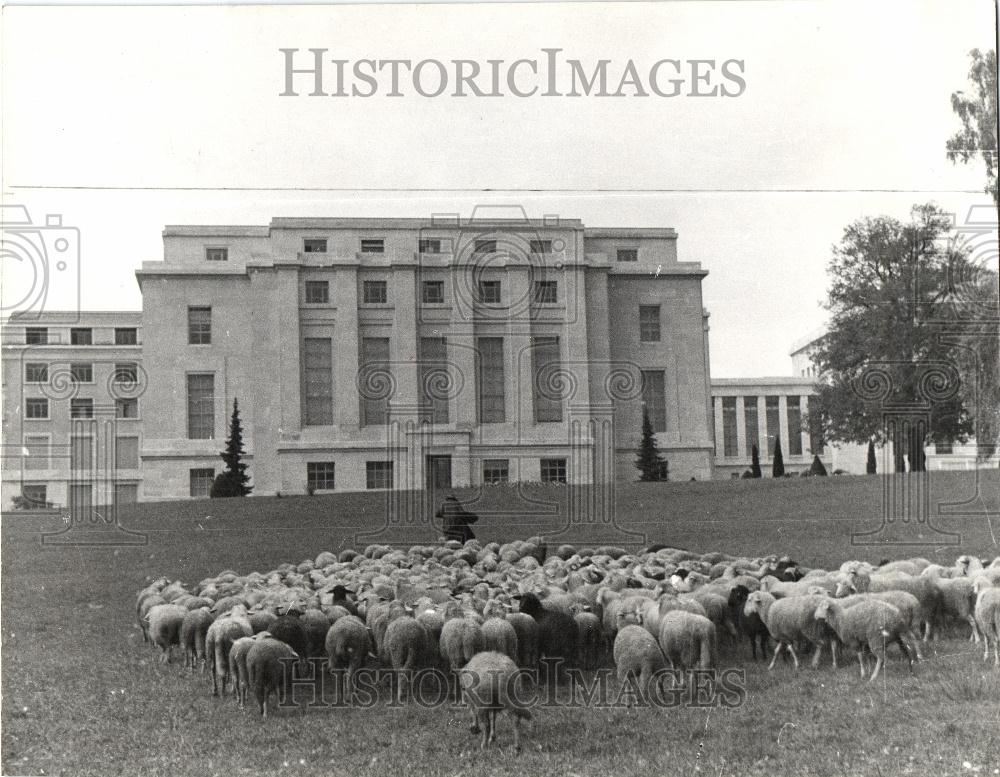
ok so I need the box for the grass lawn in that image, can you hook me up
[3,470,999,776]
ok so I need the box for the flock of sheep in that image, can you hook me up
[137,538,1000,751]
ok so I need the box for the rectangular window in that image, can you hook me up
[304,280,329,304]
[303,238,328,253]
[363,280,387,304]
[114,483,138,506]
[639,305,661,342]
[23,435,48,470]
[25,363,48,383]
[114,363,138,384]
[115,327,138,345]
[744,396,759,458]
[422,280,445,304]
[70,398,94,418]
[533,281,557,304]
[366,461,393,489]
[116,398,139,419]
[540,458,567,483]
[722,397,738,457]
[617,248,639,262]
[529,239,552,254]
[189,468,215,498]
[187,374,215,439]
[70,363,93,383]
[205,247,228,262]
[71,435,93,471]
[474,239,497,254]
[22,484,48,508]
[188,306,211,345]
[478,280,501,304]
[115,436,140,469]
[765,396,781,456]
[482,459,510,485]
[532,336,562,422]
[418,238,442,254]
[303,337,334,425]
[418,337,449,424]
[787,396,803,456]
[641,370,666,433]
[25,327,48,345]
[307,462,336,491]
[70,328,92,345]
[937,440,954,455]
[360,338,390,426]
[25,398,49,419]
[476,337,505,423]
[360,239,384,254]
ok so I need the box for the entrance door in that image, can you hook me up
[426,455,452,492]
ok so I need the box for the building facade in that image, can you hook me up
[1,311,144,510]
[0,213,717,509]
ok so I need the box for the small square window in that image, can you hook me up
[533,281,557,304]
[422,281,445,304]
[363,280,388,304]
[70,398,94,418]
[26,398,49,419]
[114,363,138,383]
[366,461,394,489]
[205,247,229,262]
[419,239,442,254]
[70,328,92,345]
[21,484,49,509]
[25,363,48,383]
[307,462,336,491]
[116,398,139,419]
[115,328,138,345]
[617,248,639,262]
[189,468,215,498]
[639,305,661,342]
[25,327,48,345]
[482,459,510,485]
[478,280,501,304]
[540,458,567,483]
[361,239,385,254]
[70,363,93,383]
[303,238,328,253]
[305,280,329,304]
[529,239,552,254]
[474,239,497,254]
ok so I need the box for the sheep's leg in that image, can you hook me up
[512,713,522,753]
[908,630,923,661]
[868,650,884,683]
[749,636,757,661]
[477,710,489,750]
[767,642,784,670]
[810,641,823,669]
[856,651,866,678]
[786,643,800,670]
[894,635,914,674]
[967,615,980,643]
[830,639,838,670]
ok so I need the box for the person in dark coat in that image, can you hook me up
[436,494,479,543]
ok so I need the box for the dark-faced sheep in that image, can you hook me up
[727,584,769,660]
[515,592,577,681]
[505,612,540,671]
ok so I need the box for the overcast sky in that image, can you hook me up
[2,0,994,377]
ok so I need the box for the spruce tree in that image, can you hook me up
[212,398,252,497]
[772,439,785,478]
[810,454,828,476]
[750,445,762,478]
[866,440,877,475]
[635,407,667,481]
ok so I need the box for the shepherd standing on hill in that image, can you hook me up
[437,494,479,544]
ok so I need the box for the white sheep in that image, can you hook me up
[657,610,716,676]
[813,598,914,682]
[613,625,669,702]
[145,603,188,664]
[460,652,532,752]
[973,578,1000,666]
[743,591,837,671]
[246,636,300,719]
[205,605,253,696]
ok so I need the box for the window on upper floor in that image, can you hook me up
[187,374,215,439]
[304,280,329,304]
[360,239,385,254]
[617,248,639,262]
[303,238,328,253]
[113,363,138,384]
[418,238,442,254]
[205,247,228,262]
[25,327,48,345]
[529,239,553,254]
[188,307,211,345]
[422,281,445,304]
[70,328,92,345]
[25,398,49,419]
[115,327,138,345]
[639,305,661,342]
[70,398,94,419]
[25,363,48,383]
[363,280,387,304]
[533,281,558,304]
[70,363,93,383]
[473,239,497,254]
[116,398,139,419]
[478,280,501,304]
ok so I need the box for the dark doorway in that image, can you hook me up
[426,455,452,492]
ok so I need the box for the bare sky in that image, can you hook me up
[2,0,994,377]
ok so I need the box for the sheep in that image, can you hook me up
[325,615,373,700]
[268,610,310,659]
[932,577,979,642]
[440,616,486,700]
[300,609,331,657]
[481,617,519,663]
[248,610,277,635]
[247,637,300,719]
[813,598,914,682]
[834,582,926,661]
[137,594,167,644]
[145,603,188,664]
[727,584,770,660]
[743,591,838,671]
[973,578,1000,666]
[460,652,532,752]
[205,607,253,696]
[867,573,939,640]
[505,612,540,671]
[515,593,577,680]
[179,606,214,671]
[613,625,669,701]
[573,610,603,670]
[383,616,431,702]
[657,610,716,675]
[229,631,273,708]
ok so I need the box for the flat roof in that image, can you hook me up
[712,376,818,387]
[583,228,678,239]
[162,226,270,237]
[269,217,585,230]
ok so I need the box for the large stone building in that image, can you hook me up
[3,214,717,507]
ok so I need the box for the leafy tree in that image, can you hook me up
[771,439,785,478]
[947,49,998,206]
[810,454,828,476]
[750,444,762,478]
[866,440,877,474]
[635,407,668,481]
[811,204,975,472]
[212,398,252,497]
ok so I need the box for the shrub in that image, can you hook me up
[809,455,828,476]
[771,440,785,478]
